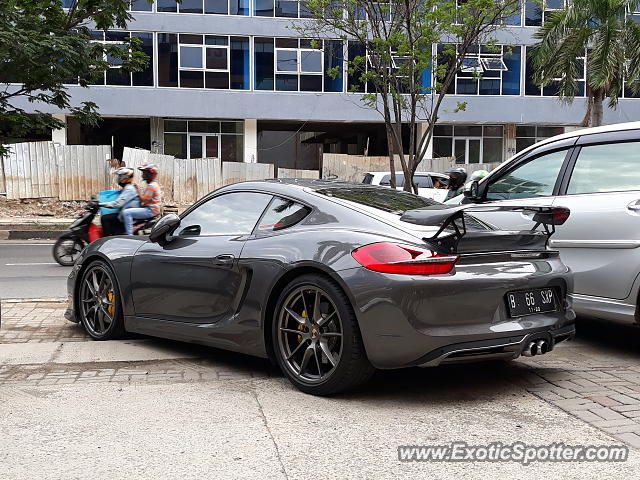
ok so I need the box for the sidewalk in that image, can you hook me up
[2,299,640,479]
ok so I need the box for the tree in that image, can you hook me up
[299,0,519,192]
[0,0,151,155]
[532,0,640,127]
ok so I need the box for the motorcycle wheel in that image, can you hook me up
[53,235,86,266]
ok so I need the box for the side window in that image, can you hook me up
[568,142,640,194]
[486,149,568,200]
[256,197,310,233]
[380,174,404,187]
[413,175,433,188]
[178,192,272,236]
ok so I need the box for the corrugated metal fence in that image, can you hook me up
[122,148,275,204]
[322,153,500,183]
[1,143,500,203]
[1,142,111,200]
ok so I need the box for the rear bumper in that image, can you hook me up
[413,324,575,367]
[338,258,575,369]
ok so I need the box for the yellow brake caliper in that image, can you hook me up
[297,310,307,342]
[106,290,116,317]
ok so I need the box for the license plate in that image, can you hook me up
[506,288,557,317]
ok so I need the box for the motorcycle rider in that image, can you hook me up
[121,164,162,235]
[99,167,140,236]
[445,167,468,201]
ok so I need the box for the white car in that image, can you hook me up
[449,121,640,325]
[363,171,450,202]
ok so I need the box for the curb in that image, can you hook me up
[1,298,67,304]
[0,230,66,240]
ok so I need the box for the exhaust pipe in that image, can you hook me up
[522,341,538,357]
[536,339,548,355]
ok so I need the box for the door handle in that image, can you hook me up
[628,200,640,211]
[212,254,235,265]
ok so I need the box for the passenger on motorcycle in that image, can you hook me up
[445,167,468,201]
[98,167,140,236]
[120,164,162,235]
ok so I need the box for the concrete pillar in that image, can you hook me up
[51,114,67,145]
[244,119,257,163]
[504,123,517,161]
[417,122,433,161]
[150,117,164,154]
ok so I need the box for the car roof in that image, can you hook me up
[364,171,446,176]
[516,121,640,157]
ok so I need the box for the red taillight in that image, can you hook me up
[552,207,570,224]
[351,243,459,275]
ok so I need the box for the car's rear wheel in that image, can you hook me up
[273,274,374,395]
[78,260,125,340]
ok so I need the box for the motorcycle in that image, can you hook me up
[52,199,158,266]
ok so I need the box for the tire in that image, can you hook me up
[52,235,85,266]
[272,273,374,395]
[77,260,125,340]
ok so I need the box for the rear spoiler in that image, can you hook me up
[400,204,570,255]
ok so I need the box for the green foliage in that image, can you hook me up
[532,0,640,124]
[0,0,152,155]
[298,0,519,190]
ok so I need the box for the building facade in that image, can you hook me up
[19,0,640,169]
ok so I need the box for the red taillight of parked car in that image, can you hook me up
[351,242,459,275]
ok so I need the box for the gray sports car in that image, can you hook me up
[65,179,576,395]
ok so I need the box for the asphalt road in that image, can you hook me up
[0,241,70,299]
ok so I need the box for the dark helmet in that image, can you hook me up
[138,163,159,181]
[445,167,467,189]
[115,167,134,187]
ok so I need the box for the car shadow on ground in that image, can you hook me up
[572,316,640,353]
[73,315,640,403]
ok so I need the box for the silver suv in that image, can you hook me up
[452,121,640,326]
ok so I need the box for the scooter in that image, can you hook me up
[52,199,158,266]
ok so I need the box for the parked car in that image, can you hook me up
[65,180,574,395]
[363,171,449,202]
[449,121,640,326]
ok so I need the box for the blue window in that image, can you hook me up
[158,33,179,87]
[131,0,153,11]
[180,46,203,68]
[255,38,275,90]
[180,0,204,13]
[157,0,178,12]
[132,32,154,86]
[205,0,228,14]
[324,40,343,92]
[255,0,274,16]
[502,46,521,95]
[230,37,250,90]
[230,0,249,15]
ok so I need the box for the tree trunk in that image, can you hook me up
[385,124,397,189]
[591,89,604,127]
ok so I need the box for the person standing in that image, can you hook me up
[120,164,162,235]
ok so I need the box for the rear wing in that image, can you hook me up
[400,204,570,255]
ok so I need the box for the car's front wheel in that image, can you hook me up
[78,260,125,340]
[272,274,374,395]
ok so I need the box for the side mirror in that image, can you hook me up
[149,214,181,243]
[463,180,481,202]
